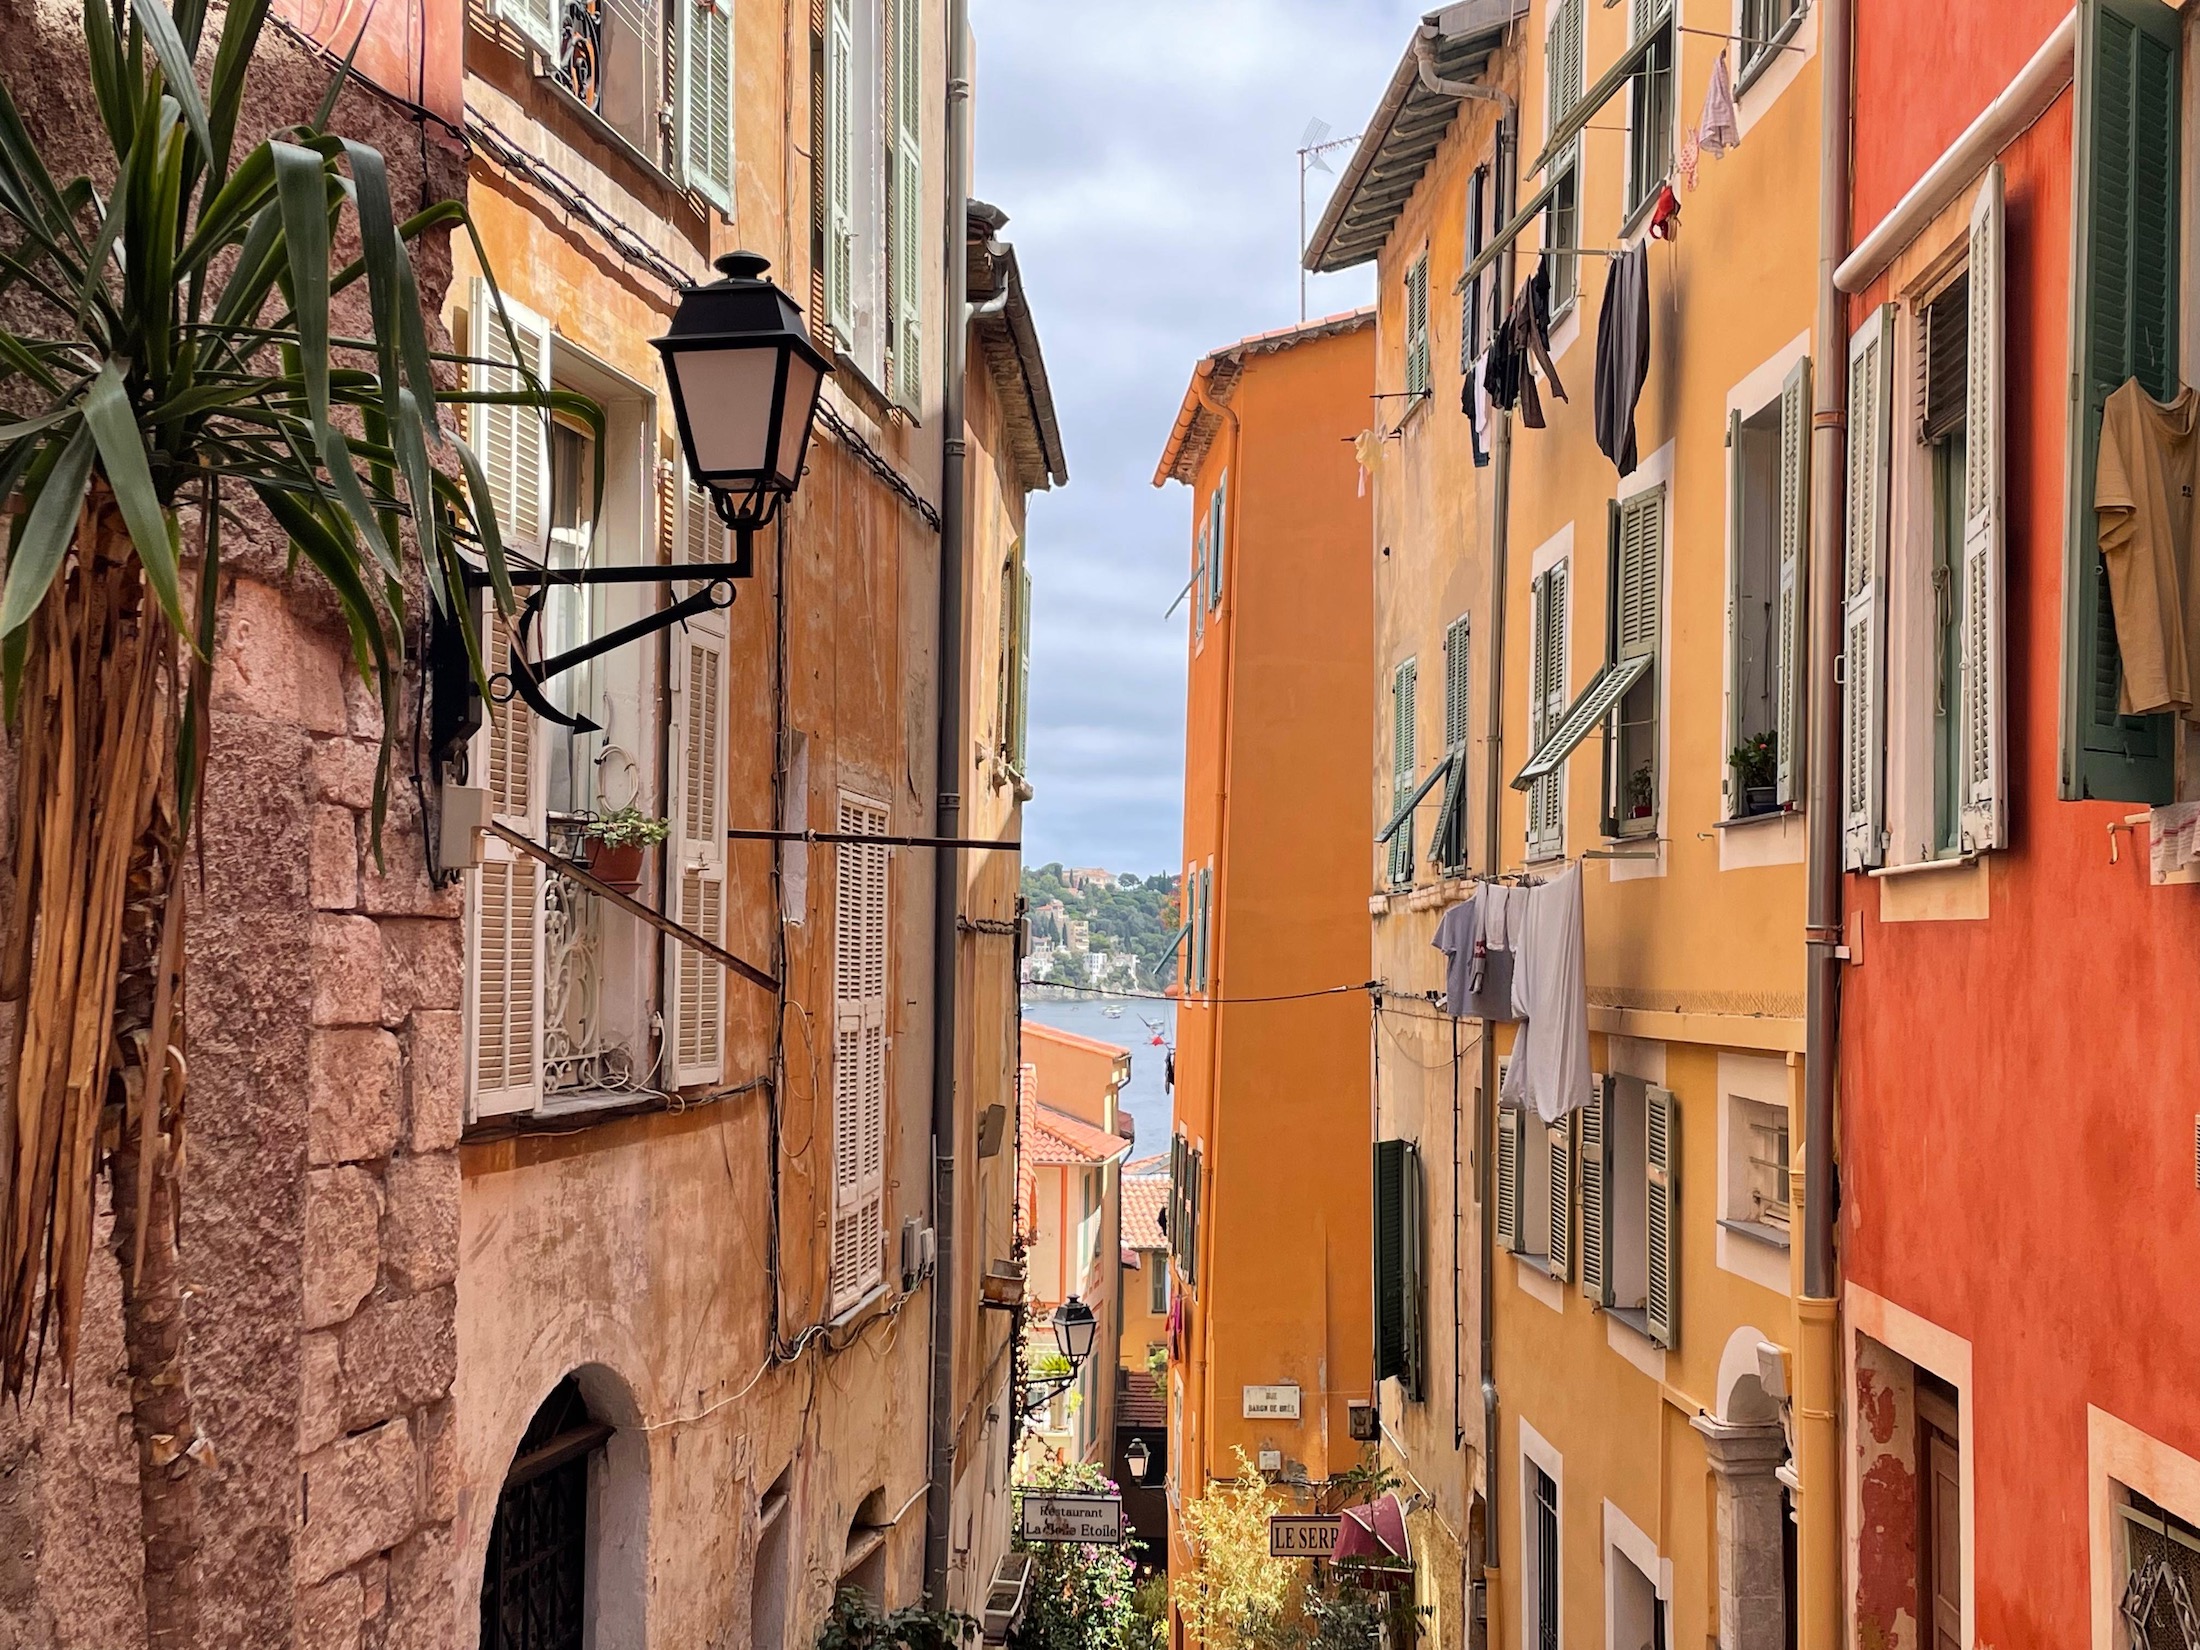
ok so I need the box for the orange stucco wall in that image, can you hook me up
[1844,11,2200,1646]
[1167,318,1376,1549]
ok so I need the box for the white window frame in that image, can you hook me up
[823,0,888,385]
[1520,1418,1564,1650]
[2089,1409,2200,1650]
[1526,533,1571,864]
[1602,1499,1673,1650]
[1713,1053,1792,1294]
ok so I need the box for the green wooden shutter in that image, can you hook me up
[1188,1147,1202,1288]
[1547,1121,1572,1282]
[1843,308,1893,869]
[1170,1134,1186,1272]
[1209,475,1227,609]
[680,0,734,211]
[824,0,856,344]
[1444,614,1473,751]
[1646,1085,1679,1349]
[1495,1103,1522,1253]
[1193,521,1207,646]
[1406,256,1431,398]
[1373,1140,1409,1384]
[1434,615,1473,874]
[1776,357,1811,806]
[1578,1076,1610,1304]
[1402,1141,1424,1400]
[1547,0,1584,131]
[1616,488,1663,660]
[1390,659,1419,884]
[2063,0,2177,803]
[890,0,924,408]
[1961,166,2007,849]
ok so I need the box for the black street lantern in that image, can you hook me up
[1124,1437,1150,1483]
[1053,1296,1098,1368]
[651,250,831,572]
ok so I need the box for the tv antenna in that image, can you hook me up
[1298,118,1362,321]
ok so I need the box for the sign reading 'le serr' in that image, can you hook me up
[1242,1384,1302,1419]
[1269,1515,1342,1558]
[1017,1492,1123,1545]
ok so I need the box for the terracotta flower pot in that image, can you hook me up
[584,839,645,892]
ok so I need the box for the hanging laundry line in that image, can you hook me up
[1673,22,1807,54]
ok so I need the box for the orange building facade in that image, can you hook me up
[1154,314,1378,1585]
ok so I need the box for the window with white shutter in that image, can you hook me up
[823,0,857,346]
[679,0,735,212]
[1776,359,1811,807]
[831,794,891,1312]
[1728,369,1808,819]
[464,283,553,1121]
[1844,307,1894,869]
[495,0,557,57]
[1496,1103,1523,1254]
[1959,166,2006,852]
[1192,521,1207,648]
[664,479,729,1087]
[888,0,922,408]
[1432,615,1472,875]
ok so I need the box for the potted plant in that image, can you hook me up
[1729,731,1778,816]
[580,805,669,892]
[1628,762,1655,821]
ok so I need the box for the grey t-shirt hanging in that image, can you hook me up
[1432,892,1522,1021]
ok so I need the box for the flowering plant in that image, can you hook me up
[1011,1459,1151,1650]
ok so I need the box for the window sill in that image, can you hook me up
[1512,1251,1559,1280]
[1866,852,1978,879]
[1733,9,1808,99]
[1605,1304,1655,1341]
[1620,174,1673,244]
[1713,808,1797,831]
[1718,1216,1792,1250]
[527,61,689,202]
[1397,390,1433,432]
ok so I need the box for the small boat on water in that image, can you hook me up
[1101,1005,1124,1019]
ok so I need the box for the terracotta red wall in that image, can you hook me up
[1842,34,2200,1650]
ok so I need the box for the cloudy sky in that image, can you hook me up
[969,0,1428,874]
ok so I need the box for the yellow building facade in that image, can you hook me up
[1310,1,1837,1646]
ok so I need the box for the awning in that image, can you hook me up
[1510,654,1653,791]
[1457,24,1664,294]
[1377,753,1457,843]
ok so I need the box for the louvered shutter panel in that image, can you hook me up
[1546,1121,1572,1283]
[1616,489,1662,660]
[1548,0,1583,131]
[496,0,556,57]
[1406,257,1431,397]
[1209,476,1227,609]
[890,0,923,408]
[824,0,856,343]
[1200,864,1214,992]
[1192,522,1207,646]
[1842,308,1894,869]
[1402,1141,1424,1401]
[679,0,734,211]
[1776,357,1811,805]
[831,796,890,1311]
[1372,1140,1408,1384]
[1645,1085,1679,1349]
[2067,0,2178,802]
[1444,615,1472,750]
[465,283,550,1121]
[1013,557,1032,771]
[1188,1148,1202,1288]
[1390,659,1418,884]
[665,618,728,1088]
[1528,566,1568,861]
[1578,1076,1610,1304]
[1495,1104,1522,1253]
[1959,166,2008,850]
[466,280,551,564]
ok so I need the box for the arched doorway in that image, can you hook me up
[480,1375,612,1650]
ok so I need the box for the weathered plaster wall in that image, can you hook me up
[0,4,469,1646]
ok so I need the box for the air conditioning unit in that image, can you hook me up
[1348,1401,1378,1442]
[981,1552,1034,1643]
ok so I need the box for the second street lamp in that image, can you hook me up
[1053,1297,1098,1367]
[650,250,831,576]
[1124,1437,1150,1483]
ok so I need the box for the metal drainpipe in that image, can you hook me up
[1474,95,1518,1650]
[1800,1,1851,1647]
[924,0,972,1609]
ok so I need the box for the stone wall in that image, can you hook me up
[0,3,469,1643]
